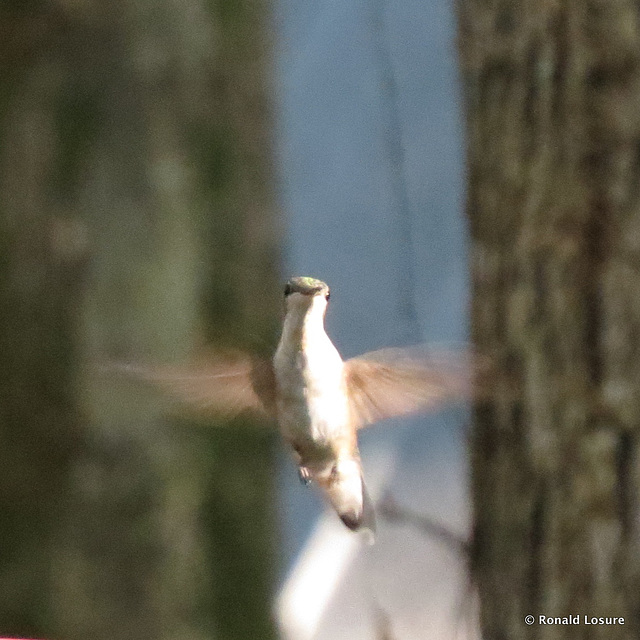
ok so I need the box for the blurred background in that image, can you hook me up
[0,1,471,639]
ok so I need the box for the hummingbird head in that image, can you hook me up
[284,276,330,299]
[283,276,330,318]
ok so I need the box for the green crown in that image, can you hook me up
[284,276,330,296]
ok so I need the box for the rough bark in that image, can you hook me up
[0,2,279,639]
[459,2,640,639]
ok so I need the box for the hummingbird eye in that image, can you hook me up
[325,291,330,301]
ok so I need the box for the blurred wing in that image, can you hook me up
[109,351,276,421]
[344,346,475,429]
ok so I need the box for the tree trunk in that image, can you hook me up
[459,2,640,639]
[0,2,279,639]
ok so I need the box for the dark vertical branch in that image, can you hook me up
[370,0,421,343]
[460,2,640,638]
[0,1,280,638]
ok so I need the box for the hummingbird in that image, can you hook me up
[124,277,473,538]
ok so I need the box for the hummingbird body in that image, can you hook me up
[273,279,372,533]
[128,276,475,539]
[274,290,348,450]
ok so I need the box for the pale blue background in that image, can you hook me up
[273,0,467,573]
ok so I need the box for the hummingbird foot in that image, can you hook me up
[298,466,312,486]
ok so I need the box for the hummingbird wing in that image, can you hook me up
[344,346,475,429]
[109,351,276,421]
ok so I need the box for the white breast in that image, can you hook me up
[273,298,349,445]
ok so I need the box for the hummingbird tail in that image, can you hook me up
[322,458,377,540]
[336,475,377,540]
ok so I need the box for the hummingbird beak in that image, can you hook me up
[284,290,328,316]
[319,458,376,539]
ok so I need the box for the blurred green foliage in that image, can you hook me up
[0,1,281,639]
